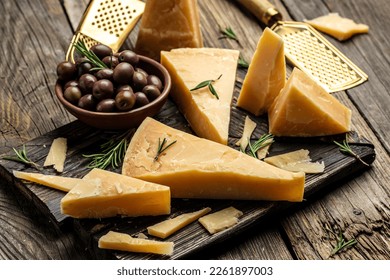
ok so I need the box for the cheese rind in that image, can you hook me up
[60,168,171,219]
[147,207,211,239]
[122,117,305,202]
[161,48,239,145]
[237,28,286,116]
[198,206,243,234]
[135,0,203,61]
[98,231,174,255]
[12,170,80,192]
[268,68,352,137]
[305,13,369,41]
[43,137,67,172]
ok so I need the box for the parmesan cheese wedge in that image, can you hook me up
[122,117,305,202]
[98,231,174,256]
[43,137,67,172]
[236,116,257,151]
[264,149,325,174]
[12,170,80,192]
[305,13,369,41]
[60,168,171,219]
[198,207,243,234]
[147,207,211,239]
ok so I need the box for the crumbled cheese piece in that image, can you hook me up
[43,137,67,172]
[236,116,257,151]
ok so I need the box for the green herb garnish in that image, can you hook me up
[154,138,177,161]
[331,232,357,256]
[334,137,369,166]
[2,145,41,170]
[83,130,133,170]
[219,26,240,45]
[238,56,250,68]
[73,40,108,70]
[190,74,222,100]
[247,134,274,158]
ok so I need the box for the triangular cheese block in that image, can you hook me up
[237,28,286,116]
[161,48,239,145]
[60,168,170,218]
[122,117,305,202]
[305,13,369,41]
[268,68,352,136]
[134,0,203,61]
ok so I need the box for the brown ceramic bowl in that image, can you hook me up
[55,55,171,130]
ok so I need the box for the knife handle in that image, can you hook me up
[236,0,282,26]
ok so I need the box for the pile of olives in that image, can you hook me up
[56,44,163,113]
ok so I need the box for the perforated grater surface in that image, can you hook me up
[66,0,145,62]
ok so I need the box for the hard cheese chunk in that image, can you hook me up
[13,170,81,192]
[147,207,211,239]
[43,137,67,172]
[305,13,369,41]
[268,68,352,137]
[61,168,171,219]
[122,117,305,202]
[135,0,203,61]
[161,48,239,145]
[198,206,243,234]
[99,231,174,256]
[237,28,286,116]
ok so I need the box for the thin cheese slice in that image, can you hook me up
[135,0,203,61]
[12,170,80,192]
[198,206,243,234]
[256,138,274,159]
[264,149,325,174]
[98,231,174,255]
[161,48,239,145]
[147,207,211,239]
[236,116,257,151]
[268,68,352,137]
[237,28,286,116]
[43,137,67,172]
[305,13,369,41]
[61,168,171,219]
[122,117,305,202]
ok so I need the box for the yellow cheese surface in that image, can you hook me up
[13,170,80,192]
[43,137,67,172]
[237,28,286,116]
[134,0,203,60]
[161,48,239,145]
[198,206,243,234]
[268,68,352,137]
[147,207,211,239]
[98,231,174,255]
[306,13,369,41]
[61,168,171,219]
[122,117,305,202]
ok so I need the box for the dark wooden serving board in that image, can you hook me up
[0,74,376,259]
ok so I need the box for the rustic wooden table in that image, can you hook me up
[0,0,388,260]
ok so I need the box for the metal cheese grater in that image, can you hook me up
[66,0,145,62]
[236,0,368,92]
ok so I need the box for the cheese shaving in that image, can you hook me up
[236,116,257,151]
[43,137,67,172]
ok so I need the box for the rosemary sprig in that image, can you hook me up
[190,74,222,100]
[219,26,241,45]
[154,138,177,161]
[331,232,357,256]
[238,56,250,69]
[334,138,369,166]
[247,134,274,158]
[73,40,108,70]
[2,145,41,170]
[83,130,133,170]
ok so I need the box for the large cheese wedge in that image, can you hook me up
[237,28,286,116]
[268,68,352,137]
[134,0,203,61]
[161,48,239,145]
[122,117,305,202]
[305,13,369,41]
[61,168,170,219]
[98,231,174,255]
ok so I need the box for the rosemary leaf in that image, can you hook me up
[190,74,222,100]
[73,41,108,70]
[2,145,41,170]
[331,232,357,256]
[334,138,369,167]
[219,26,240,45]
[154,138,177,161]
[238,56,250,68]
[247,134,274,159]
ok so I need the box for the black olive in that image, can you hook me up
[116,84,133,94]
[96,99,116,112]
[132,71,148,91]
[95,68,114,81]
[102,55,119,69]
[113,62,134,85]
[78,73,97,94]
[93,79,114,100]
[90,44,113,59]
[134,92,150,108]
[78,94,96,111]
[142,84,161,101]
[64,86,82,104]
[147,75,163,91]
[64,80,79,90]
[118,50,139,66]
[77,61,93,77]
[115,90,136,111]
[57,61,76,81]
[135,67,148,77]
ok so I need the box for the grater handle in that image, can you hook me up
[236,0,282,26]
